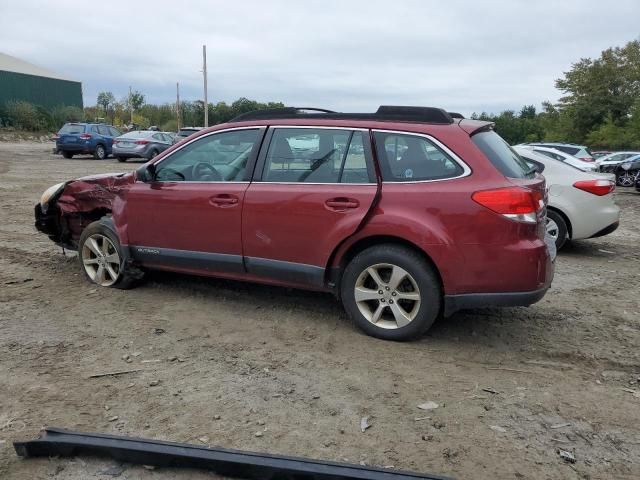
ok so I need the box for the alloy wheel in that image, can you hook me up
[618,172,635,187]
[354,263,421,329]
[81,233,121,286]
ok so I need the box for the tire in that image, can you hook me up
[148,149,159,160]
[78,221,143,289]
[93,144,106,160]
[617,170,637,187]
[117,156,128,163]
[546,210,568,250]
[340,244,441,341]
[62,151,73,159]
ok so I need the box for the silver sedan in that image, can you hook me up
[112,131,173,162]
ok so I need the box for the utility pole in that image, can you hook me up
[176,82,181,130]
[129,85,133,125]
[202,44,208,127]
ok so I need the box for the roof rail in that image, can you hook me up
[229,105,454,125]
[230,107,336,123]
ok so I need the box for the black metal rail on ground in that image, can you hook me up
[14,427,451,480]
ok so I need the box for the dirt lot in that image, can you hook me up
[0,141,639,480]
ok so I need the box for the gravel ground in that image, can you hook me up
[1,142,639,480]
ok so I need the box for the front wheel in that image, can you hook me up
[78,221,143,289]
[62,151,73,159]
[617,170,637,187]
[117,156,128,163]
[340,245,441,341]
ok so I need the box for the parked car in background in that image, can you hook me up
[597,151,640,173]
[35,105,555,341]
[515,147,619,250]
[56,123,121,160]
[173,127,203,144]
[614,155,640,187]
[519,145,598,172]
[112,131,173,162]
[592,150,611,159]
[525,142,594,162]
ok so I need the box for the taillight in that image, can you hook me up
[573,179,615,196]
[79,133,92,140]
[472,187,543,224]
[579,157,595,162]
[135,140,149,145]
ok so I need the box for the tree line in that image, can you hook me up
[1,39,638,150]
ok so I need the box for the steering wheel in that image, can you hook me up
[192,162,223,181]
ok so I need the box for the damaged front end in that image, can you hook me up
[35,172,133,250]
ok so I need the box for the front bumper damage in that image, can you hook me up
[15,427,450,480]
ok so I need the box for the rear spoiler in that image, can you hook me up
[457,119,495,136]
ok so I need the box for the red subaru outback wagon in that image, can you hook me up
[36,106,554,340]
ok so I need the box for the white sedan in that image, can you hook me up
[519,145,598,172]
[514,147,620,250]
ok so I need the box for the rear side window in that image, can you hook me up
[59,124,85,134]
[472,131,531,178]
[263,128,371,183]
[373,131,463,181]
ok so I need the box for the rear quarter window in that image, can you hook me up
[373,131,464,182]
[472,131,531,178]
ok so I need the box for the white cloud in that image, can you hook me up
[0,0,638,115]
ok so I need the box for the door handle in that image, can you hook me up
[210,194,239,207]
[325,197,359,210]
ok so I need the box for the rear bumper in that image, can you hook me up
[57,142,94,153]
[444,237,554,317]
[443,286,549,316]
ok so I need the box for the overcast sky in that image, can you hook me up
[1,0,638,116]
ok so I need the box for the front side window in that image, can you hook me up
[263,128,370,183]
[374,131,464,181]
[97,125,111,136]
[154,129,259,182]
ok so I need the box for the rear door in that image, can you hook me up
[242,126,378,287]
[97,125,114,152]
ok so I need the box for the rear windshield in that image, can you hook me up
[472,131,532,178]
[59,124,85,134]
[120,131,153,139]
[554,145,580,156]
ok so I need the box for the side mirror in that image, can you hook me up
[136,163,156,182]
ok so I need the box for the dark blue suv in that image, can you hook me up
[56,123,122,160]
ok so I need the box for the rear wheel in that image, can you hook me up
[546,210,568,250]
[78,221,143,289]
[94,144,106,160]
[148,149,159,160]
[62,151,73,159]
[340,244,441,341]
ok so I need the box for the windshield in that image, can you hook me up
[472,131,533,178]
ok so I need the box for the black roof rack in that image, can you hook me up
[229,105,454,125]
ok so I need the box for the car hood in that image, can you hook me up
[56,172,134,214]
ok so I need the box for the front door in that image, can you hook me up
[124,127,264,275]
[242,127,378,287]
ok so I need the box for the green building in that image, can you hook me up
[0,52,83,109]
